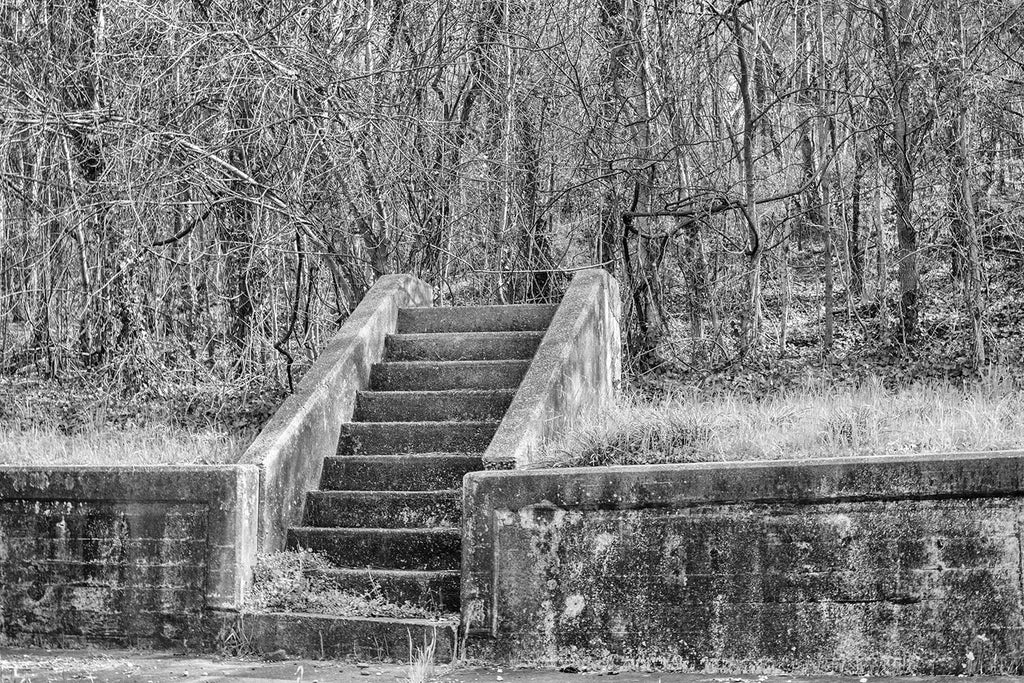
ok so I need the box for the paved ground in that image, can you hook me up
[0,648,1019,683]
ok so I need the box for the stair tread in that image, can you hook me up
[326,453,483,459]
[370,360,529,391]
[304,487,462,528]
[358,388,516,396]
[343,420,499,427]
[389,330,546,340]
[253,610,459,624]
[301,566,461,611]
[307,489,461,496]
[397,305,557,333]
[347,418,500,423]
[319,453,480,491]
[291,526,460,534]
[384,331,545,361]
[376,359,530,367]
[288,525,461,568]
[355,390,515,419]
[399,305,557,313]
[306,567,460,578]
[337,421,498,455]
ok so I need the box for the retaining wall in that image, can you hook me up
[0,466,257,646]
[482,269,620,470]
[463,451,1024,674]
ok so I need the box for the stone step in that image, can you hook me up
[240,612,457,662]
[304,490,461,528]
[397,304,557,334]
[288,527,461,571]
[385,331,545,361]
[305,567,460,612]
[371,360,529,391]
[355,390,514,422]
[337,421,498,454]
[320,454,482,490]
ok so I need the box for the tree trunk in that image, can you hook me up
[596,0,631,276]
[948,106,984,364]
[732,4,762,355]
[822,173,834,356]
[882,0,919,343]
[221,96,256,355]
[850,148,866,299]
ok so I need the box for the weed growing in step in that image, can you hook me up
[402,630,437,682]
[544,371,1024,467]
[247,551,444,620]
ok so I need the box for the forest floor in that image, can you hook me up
[636,247,1024,397]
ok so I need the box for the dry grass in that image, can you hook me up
[0,424,244,466]
[402,631,438,681]
[246,551,448,620]
[544,369,1024,467]
[0,375,277,466]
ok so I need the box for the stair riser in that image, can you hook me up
[355,391,513,422]
[337,423,497,455]
[397,305,557,333]
[242,613,456,662]
[385,333,543,361]
[288,529,460,571]
[371,362,528,391]
[304,493,461,529]
[320,457,480,490]
[307,570,460,612]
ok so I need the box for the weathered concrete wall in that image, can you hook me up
[242,274,432,551]
[483,269,620,470]
[0,466,257,646]
[463,452,1024,674]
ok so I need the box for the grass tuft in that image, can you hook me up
[402,630,437,681]
[544,372,1024,467]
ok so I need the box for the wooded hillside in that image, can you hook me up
[2,0,1022,387]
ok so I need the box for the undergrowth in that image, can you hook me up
[246,551,448,620]
[0,424,243,466]
[545,368,1024,467]
[0,373,284,465]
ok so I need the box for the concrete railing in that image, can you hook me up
[482,268,620,470]
[242,274,432,552]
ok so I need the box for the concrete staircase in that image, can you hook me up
[286,303,556,621]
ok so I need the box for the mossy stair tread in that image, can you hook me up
[336,421,499,454]
[370,360,530,391]
[397,304,557,333]
[354,389,515,422]
[320,453,483,491]
[288,526,461,570]
[303,490,461,528]
[304,567,461,612]
[385,331,545,361]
